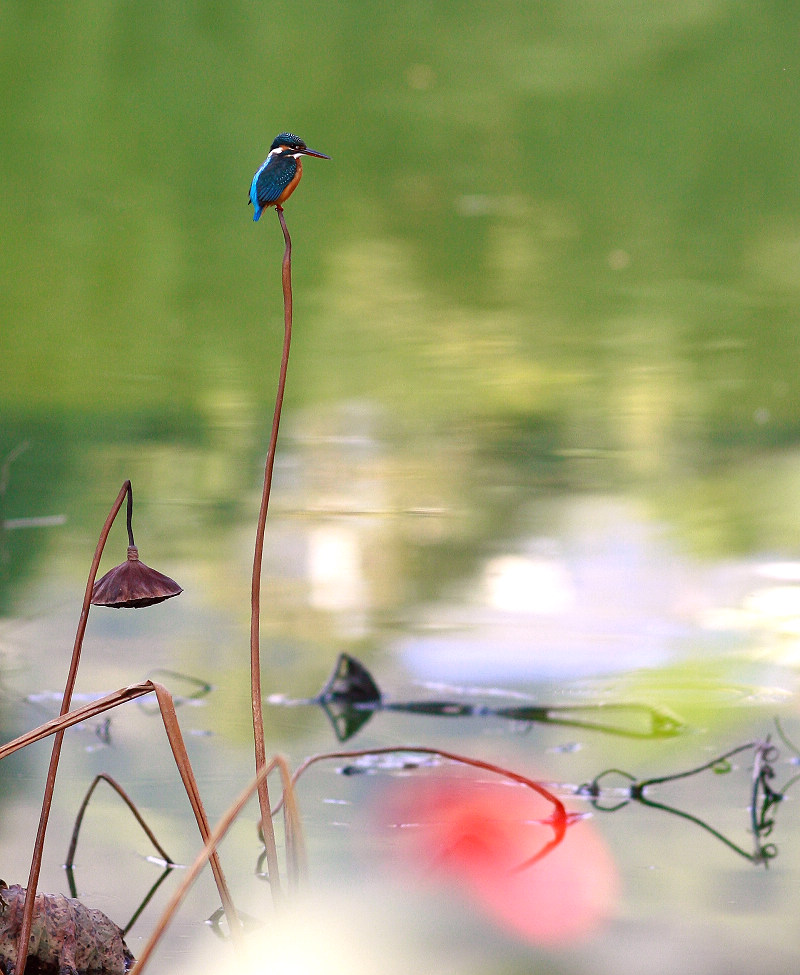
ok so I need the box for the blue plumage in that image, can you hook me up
[249,153,299,221]
[249,132,330,220]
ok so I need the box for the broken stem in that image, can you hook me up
[151,683,240,937]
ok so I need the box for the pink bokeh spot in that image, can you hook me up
[380,777,619,943]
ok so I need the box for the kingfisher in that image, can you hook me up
[249,132,330,220]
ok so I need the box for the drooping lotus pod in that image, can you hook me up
[91,546,182,609]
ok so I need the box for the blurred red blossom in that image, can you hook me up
[377,775,618,943]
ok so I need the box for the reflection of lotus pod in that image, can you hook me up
[91,546,182,608]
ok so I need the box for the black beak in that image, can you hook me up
[299,146,331,159]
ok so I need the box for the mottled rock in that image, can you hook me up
[0,883,134,975]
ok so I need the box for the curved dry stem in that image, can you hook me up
[287,745,569,836]
[66,773,174,871]
[250,205,293,899]
[15,479,131,975]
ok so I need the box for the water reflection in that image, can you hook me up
[3,2,800,972]
[580,736,789,866]
[271,652,685,742]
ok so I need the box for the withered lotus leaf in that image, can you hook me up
[0,882,134,974]
[91,546,182,609]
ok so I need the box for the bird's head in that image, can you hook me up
[270,132,331,159]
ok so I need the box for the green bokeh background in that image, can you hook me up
[2,5,800,970]
[4,3,799,423]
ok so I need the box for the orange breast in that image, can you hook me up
[275,156,303,204]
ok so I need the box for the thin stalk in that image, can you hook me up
[126,482,135,547]
[16,480,131,975]
[66,773,174,873]
[287,746,571,874]
[289,746,568,826]
[131,757,279,975]
[633,741,757,793]
[250,204,292,898]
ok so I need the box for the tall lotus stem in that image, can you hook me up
[250,203,292,898]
